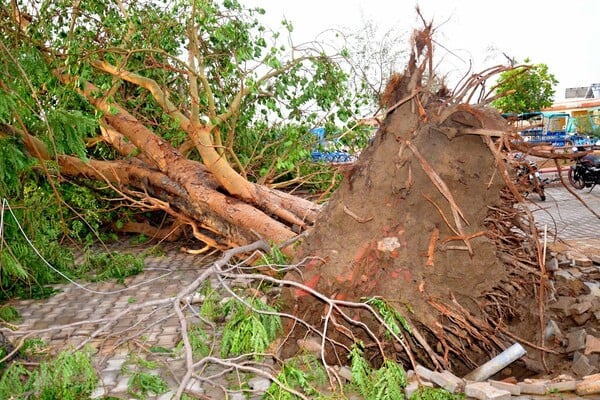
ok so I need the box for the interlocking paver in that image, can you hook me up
[6,184,600,398]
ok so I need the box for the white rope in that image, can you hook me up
[1,197,174,295]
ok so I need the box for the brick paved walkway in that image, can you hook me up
[10,245,223,399]
[6,184,600,399]
[528,184,600,257]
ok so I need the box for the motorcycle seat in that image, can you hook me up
[581,154,600,167]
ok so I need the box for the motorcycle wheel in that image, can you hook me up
[568,166,585,190]
[538,190,546,201]
[532,178,546,201]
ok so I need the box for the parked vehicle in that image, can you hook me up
[566,106,600,141]
[510,153,547,201]
[310,127,356,164]
[568,149,600,190]
[504,111,591,147]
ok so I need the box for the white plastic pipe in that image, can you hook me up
[463,343,527,382]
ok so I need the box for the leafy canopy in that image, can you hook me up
[492,59,558,114]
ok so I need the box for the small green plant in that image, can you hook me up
[198,281,223,320]
[348,342,408,400]
[364,297,411,338]
[176,324,210,359]
[264,354,327,399]
[410,386,465,400]
[261,245,290,266]
[122,355,169,399]
[221,297,281,358]
[0,348,98,400]
[0,306,20,323]
[80,251,145,284]
[18,338,47,358]
[128,371,169,399]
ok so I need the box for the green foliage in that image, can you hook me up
[80,251,145,284]
[260,244,290,266]
[199,280,224,320]
[410,386,465,400]
[264,354,327,399]
[364,297,411,338]
[176,323,211,359]
[349,342,408,400]
[0,185,75,300]
[122,355,169,399]
[127,371,169,399]
[0,137,35,197]
[221,297,281,358]
[349,343,372,396]
[44,109,96,159]
[0,306,20,324]
[492,60,558,113]
[19,338,47,359]
[0,348,98,400]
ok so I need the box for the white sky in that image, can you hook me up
[244,0,600,102]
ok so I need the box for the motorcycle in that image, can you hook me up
[568,150,600,190]
[510,153,547,201]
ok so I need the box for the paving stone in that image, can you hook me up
[157,391,176,400]
[465,382,511,400]
[415,364,434,381]
[546,379,578,392]
[576,373,600,396]
[585,335,600,355]
[103,355,127,371]
[572,354,597,377]
[99,369,119,386]
[569,301,593,315]
[430,370,464,393]
[549,296,576,315]
[572,312,592,326]
[248,377,272,392]
[488,380,521,395]
[112,375,130,393]
[566,329,588,352]
[517,381,547,395]
[547,257,559,271]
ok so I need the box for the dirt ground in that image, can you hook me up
[283,96,575,377]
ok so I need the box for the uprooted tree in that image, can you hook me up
[0,0,371,281]
[1,0,566,386]
[281,24,564,376]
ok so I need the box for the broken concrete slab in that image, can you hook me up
[569,301,593,315]
[465,381,511,400]
[572,354,598,377]
[549,296,576,315]
[572,311,592,326]
[517,381,547,395]
[430,370,464,393]
[545,379,578,392]
[547,257,559,272]
[488,380,520,395]
[566,329,587,352]
[585,335,600,355]
[576,373,600,396]
[415,364,434,381]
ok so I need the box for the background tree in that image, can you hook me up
[340,19,408,111]
[491,59,558,113]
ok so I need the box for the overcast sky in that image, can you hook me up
[244,0,600,102]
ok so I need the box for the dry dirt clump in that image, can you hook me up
[282,20,564,378]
